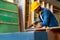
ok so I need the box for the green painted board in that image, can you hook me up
[0,10,18,23]
[0,1,18,12]
[0,15,18,23]
[0,24,19,33]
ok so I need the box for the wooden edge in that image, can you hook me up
[25,27,60,32]
[0,21,18,25]
[0,8,18,13]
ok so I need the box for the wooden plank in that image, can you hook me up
[26,27,60,32]
[17,0,26,32]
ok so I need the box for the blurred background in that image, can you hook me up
[0,0,60,32]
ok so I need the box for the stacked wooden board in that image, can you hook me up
[0,0,19,33]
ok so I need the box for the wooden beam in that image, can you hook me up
[43,0,60,9]
[17,0,26,32]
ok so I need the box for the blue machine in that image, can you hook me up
[0,31,48,40]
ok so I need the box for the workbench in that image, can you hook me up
[0,27,60,40]
[26,27,60,40]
